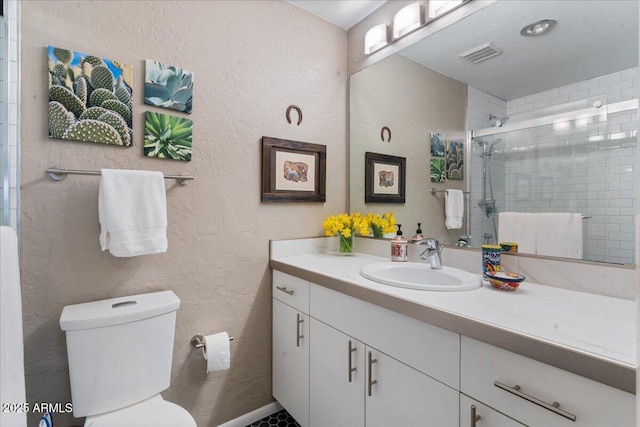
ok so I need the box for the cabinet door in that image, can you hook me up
[365,347,459,427]
[460,395,525,427]
[310,319,365,427]
[272,299,309,427]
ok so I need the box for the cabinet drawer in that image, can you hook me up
[460,395,524,427]
[310,283,459,389]
[460,337,635,427]
[273,270,310,313]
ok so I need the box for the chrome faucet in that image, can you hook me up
[416,238,443,270]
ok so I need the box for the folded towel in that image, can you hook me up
[0,226,27,427]
[99,169,168,257]
[498,212,537,255]
[535,213,583,259]
[445,189,464,229]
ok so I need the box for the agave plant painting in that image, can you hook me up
[48,46,134,146]
[430,158,446,183]
[446,141,464,180]
[144,60,194,114]
[144,111,193,161]
[430,132,445,157]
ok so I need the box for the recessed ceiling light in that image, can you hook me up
[520,19,557,37]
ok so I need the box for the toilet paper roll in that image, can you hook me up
[204,331,231,373]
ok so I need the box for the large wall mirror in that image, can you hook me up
[350,0,638,265]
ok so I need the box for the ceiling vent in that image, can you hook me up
[459,42,502,64]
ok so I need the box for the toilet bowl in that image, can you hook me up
[60,291,195,426]
[84,394,195,427]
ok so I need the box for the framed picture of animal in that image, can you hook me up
[261,136,326,202]
[364,152,406,203]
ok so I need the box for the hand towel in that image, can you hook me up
[0,226,27,427]
[535,213,583,259]
[445,189,464,229]
[498,212,537,255]
[99,169,167,257]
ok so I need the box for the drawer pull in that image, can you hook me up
[470,405,481,427]
[367,351,377,396]
[276,286,294,295]
[348,340,357,383]
[494,381,577,422]
[296,314,304,347]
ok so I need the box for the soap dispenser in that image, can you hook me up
[391,224,408,262]
[412,223,425,242]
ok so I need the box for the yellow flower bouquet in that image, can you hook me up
[322,212,370,254]
[366,212,397,238]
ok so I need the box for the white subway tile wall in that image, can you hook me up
[467,68,637,264]
[0,1,19,230]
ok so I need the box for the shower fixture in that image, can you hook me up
[489,114,509,127]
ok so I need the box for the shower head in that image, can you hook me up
[489,114,509,127]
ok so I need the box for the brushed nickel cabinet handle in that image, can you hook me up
[348,340,357,382]
[471,405,481,427]
[276,286,294,295]
[367,351,377,396]
[296,314,304,347]
[494,381,577,422]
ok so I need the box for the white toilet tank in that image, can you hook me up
[59,291,180,418]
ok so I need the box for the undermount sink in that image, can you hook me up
[360,262,482,291]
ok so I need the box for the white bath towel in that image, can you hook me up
[445,189,464,229]
[498,212,537,255]
[0,226,27,427]
[535,213,583,259]
[99,169,168,257]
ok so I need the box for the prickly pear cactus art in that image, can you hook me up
[47,46,133,147]
[446,141,464,180]
[144,60,194,114]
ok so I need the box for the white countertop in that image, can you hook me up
[271,251,636,392]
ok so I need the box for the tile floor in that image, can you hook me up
[248,409,300,427]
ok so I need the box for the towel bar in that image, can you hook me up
[46,165,195,186]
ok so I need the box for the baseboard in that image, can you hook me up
[217,402,283,427]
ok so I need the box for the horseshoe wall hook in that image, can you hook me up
[381,126,391,143]
[286,105,303,126]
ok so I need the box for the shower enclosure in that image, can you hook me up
[468,95,637,264]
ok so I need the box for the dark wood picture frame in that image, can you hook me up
[262,136,326,202]
[365,152,406,203]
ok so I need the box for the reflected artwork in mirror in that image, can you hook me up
[349,0,638,265]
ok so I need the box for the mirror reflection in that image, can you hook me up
[350,0,638,264]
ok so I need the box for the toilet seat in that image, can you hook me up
[84,394,196,427]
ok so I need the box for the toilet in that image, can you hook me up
[59,290,196,426]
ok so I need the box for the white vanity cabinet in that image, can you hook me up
[309,318,365,427]
[272,271,310,427]
[460,337,635,427]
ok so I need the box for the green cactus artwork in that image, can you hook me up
[48,46,133,147]
[144,60,194,114]
[446,141,464,180]
[430,158,446,183]
[144,111,192,161]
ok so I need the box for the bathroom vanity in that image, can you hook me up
[270,239,635,427]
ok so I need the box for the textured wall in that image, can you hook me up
[350,54,467,244]
[20,2,347,426]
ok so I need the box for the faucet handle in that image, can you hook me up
[426,238,440,250]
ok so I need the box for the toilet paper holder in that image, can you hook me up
[191,334,233,350]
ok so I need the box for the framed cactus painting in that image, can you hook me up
[47,46,133,146]
[430,158,446,183]
[144,60,194,114]
[144,111,193,161]
[446,141,464,180]
[430,132,445,157]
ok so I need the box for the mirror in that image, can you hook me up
[350,0,638,265]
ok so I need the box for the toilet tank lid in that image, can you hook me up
[60,291,180,331]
